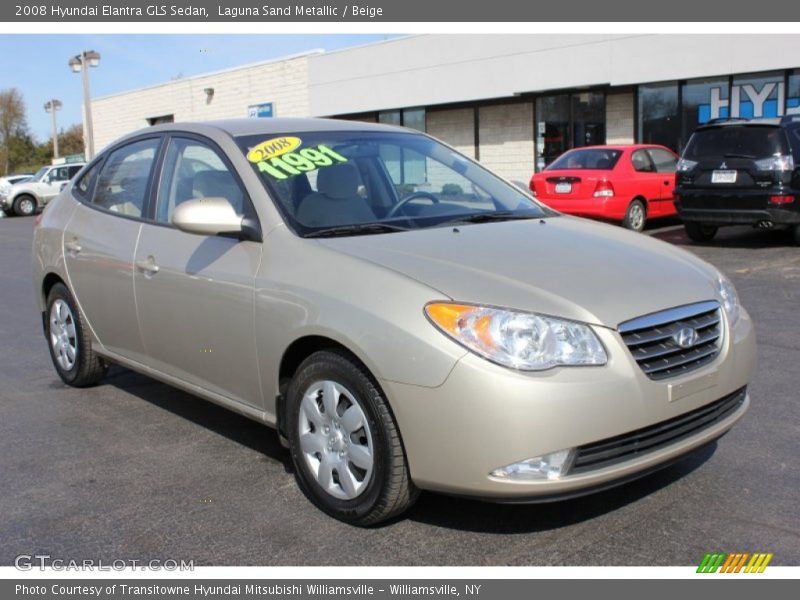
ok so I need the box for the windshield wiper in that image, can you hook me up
[304,222,410,238]
[440,211,540,226]
[723,153,757,159]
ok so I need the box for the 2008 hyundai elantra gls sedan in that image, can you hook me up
[33,118,756,525]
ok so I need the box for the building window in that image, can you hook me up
[789,70,800,115]
[377,108,427,185]
[730,71,784,119]
[378,108,426,131]
[536,91,605,171]
[147,114,174,126]
[638,82,679,152]
[378,110,401,126]
[681,77,729,145]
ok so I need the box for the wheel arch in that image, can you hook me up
[275,334,389,441]
[42,272,67,305]
[39,273,67,334]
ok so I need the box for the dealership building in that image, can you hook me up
[92,34,800,183]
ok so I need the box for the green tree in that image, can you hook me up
[57,124,85,157]
[0,88,27,175]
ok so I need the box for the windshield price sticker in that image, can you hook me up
[255,144,349,180]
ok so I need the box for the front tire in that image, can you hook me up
[684,222,718,243]
[45,283,106,387]
[623,199,646,232]
[13,194,36,217]
[286,350,417,526]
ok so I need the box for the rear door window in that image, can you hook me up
[91,138,160,218]
[631,149,656,173]
[683,126,790,160]
[646,148,678,173]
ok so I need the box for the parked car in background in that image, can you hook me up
[529,145,679,232]
[33,119,754,525]
[0,173,34,191]
[675,116,800,244]
[0,174,33,213]
[0,163,84,216]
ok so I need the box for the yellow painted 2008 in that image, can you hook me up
[246,136,302,163]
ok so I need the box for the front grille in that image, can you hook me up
[619,301,722,380]
[570,387,746,474]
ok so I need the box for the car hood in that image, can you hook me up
[318,216,721,329]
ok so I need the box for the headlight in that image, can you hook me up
[716,273,741,326]
[425,303,607,371]
[677,158,698,172]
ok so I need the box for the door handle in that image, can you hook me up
[136,258,160,276]
[65,240,82,254]
[664,180,671,185]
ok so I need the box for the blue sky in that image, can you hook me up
[0,34,399,142]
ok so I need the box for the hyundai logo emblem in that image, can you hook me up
[673,327,699,349]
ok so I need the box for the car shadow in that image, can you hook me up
[102,365,718,534]
[102,366,293,474]
[652,224,797,249]
[403,442,718,533]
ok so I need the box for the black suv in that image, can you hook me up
[674,116,800,243]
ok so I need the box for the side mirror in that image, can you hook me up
[172,197,244,237]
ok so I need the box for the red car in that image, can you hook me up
[529,144,679,232]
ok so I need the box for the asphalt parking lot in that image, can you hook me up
[1,215,798,566]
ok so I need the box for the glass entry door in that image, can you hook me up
[536,91,606,171]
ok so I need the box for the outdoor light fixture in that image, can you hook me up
[68,50,101,159]
[204,87,215,102]
[44,99,63,159]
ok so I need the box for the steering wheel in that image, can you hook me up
[385,191,440,219]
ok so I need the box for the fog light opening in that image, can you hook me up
[490,448,576,481]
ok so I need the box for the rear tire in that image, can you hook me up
[792,225,800,246]
[623,199,646,232]
[13,195,36,217]
[287,350,418,526]
[45,283,106,387]
[685,222,718,243]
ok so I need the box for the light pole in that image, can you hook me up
[44,99,63,159]
[68,50,101,160]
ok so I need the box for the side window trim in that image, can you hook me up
[84,135,164,223]
[74,157,107,201]
[154,132,259,232]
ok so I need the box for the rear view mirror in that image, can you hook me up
[172,197,244,237]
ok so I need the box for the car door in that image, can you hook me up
[629,149,664,216]
[41,166,72,204]
[62,137,162,363]
[133,135,263,409]
[646,147,679,216]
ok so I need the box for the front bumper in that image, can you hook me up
[383,309,756,499]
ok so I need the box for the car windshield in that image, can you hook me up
[237,130,550,237]
[31,167,49,182]
[547,148,622,170]
[683,125,790,160]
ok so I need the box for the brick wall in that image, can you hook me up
[91,55,312,152]
[478,103,534,185]
[606,90,635,145]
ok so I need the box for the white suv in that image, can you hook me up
[1,164,84,216]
